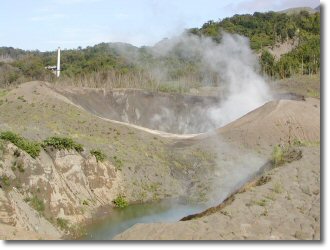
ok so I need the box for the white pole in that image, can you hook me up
[56,47,61,77]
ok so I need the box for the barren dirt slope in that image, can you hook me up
[0,81,217,205]
[114,145,320,240]
[0,81,224,239]
[114,98,320,240]
[218,98,320,151]
[0,81,320,240]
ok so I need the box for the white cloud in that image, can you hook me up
[226,0,320,13]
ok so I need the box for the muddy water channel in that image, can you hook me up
[82,201,205,240]
[82,158,272,240]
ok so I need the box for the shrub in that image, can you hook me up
[271,145,285,167]
[17,162,25,173]
[90,149,106,162]
[112,195,128,208]
[82,200,89,206]
[42,136,83,152]
[271,144,302,167]
[23,197,31,202]
[17,96,26,102]
[14,149,21,157]
[255,199,267,207]
[30,195,45,212]
[0,175,10,187]
[56,217,70,231]
[0,131,41,158]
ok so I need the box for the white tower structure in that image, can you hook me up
[56,47,61,77]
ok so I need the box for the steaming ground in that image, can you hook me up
[114,146,320,240]
[114,33,273,130]
[0,79,320,240]
[54,87,220,134]
[0,34,320,240]
[47,33,274,135]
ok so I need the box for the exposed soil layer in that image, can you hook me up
[56,87,303,134]
[56,88,221,134]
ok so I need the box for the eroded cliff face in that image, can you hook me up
[0,141,122,238]
[57,88,221,134]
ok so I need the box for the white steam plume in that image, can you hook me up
[109,33,273,208]
[150,33,272,205]
[151,32,272,128]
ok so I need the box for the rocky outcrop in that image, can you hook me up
[0,142,122,238]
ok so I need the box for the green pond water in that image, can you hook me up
[81,158,270,240]
[82,201,205,240]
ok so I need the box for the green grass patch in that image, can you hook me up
[271,144,302,167]
[90,149,106,162]
[157,82,189,94]
[0,175,11,187]
[272,182,284,194]
[112,195,128,208]
[255,199,268,207]
[12,161,25,173]
[42,136,83,152]
[0,89,8,98]
[112,156,123,170]
[56,217,70,231]
[17,162,25,173]
[271,145,285,167]
[0,139,4,151]
[23,197,31,203]
[17,96,27,102]
[29,195,45,212]
[307,89,320,98]
[0,131,41,158]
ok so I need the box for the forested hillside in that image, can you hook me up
[189,10,320,78]
[0,9,320,89]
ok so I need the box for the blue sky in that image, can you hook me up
[0,0,320,51]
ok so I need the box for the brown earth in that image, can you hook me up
[0,82,225,239]
[0,77,320,240]
[114,97,320,240]
[218,97,320,151]
[0,223,58,240]
[54,86,221,134]
[114,146,320,240]
[0,141,121,239]
[265,38,299,61]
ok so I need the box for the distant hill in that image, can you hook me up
[189,10,320,78]
[278,7,318,15]
[0,8,320,87]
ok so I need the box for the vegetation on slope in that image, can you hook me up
[90,149,106,162]
[112,195,128,208]
[0,131,41,158]
[42,136,84,152]
[189,10,320,78]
